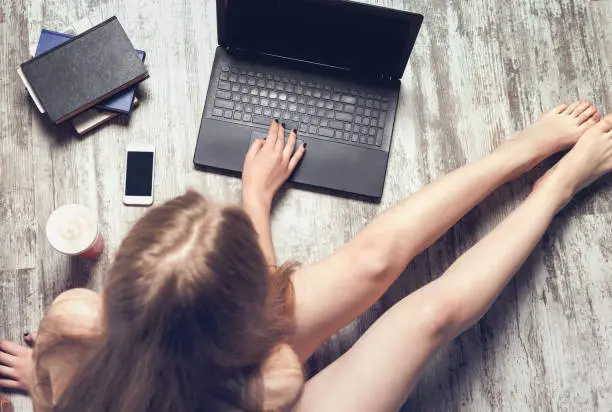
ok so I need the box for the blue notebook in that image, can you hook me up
[35,29,146,114]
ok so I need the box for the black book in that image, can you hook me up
[20,17,148,124]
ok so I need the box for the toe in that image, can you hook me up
[0,365,17,379]
[577,105,598,125]
[565,100,581,115]
[552,103,570,114]
[0,351,17,366]
[572,101,591,118]
[23,332,37,345]
[0,378,24,391]
[0,341,25,356]
[598,113,612,132]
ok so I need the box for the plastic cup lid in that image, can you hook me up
[45,204,98,255]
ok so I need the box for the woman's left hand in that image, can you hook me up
[242,120,306,209]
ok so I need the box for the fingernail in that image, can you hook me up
[274,119,279,123]
[282,123,286,128]
[303,143,307,148]
[293,129,298,134]
[24,332,30,337]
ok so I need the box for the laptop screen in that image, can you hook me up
[218,0,423,79]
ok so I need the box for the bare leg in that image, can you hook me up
[295,114,612,412]
[0,289,101,409]
[290,101,600,360]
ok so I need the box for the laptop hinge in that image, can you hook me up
[227,46,397,83]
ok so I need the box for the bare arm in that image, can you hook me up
[242,120,305,268]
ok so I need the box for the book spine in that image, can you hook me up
[17,67,46,113]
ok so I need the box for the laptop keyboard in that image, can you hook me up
[211,65,390,147]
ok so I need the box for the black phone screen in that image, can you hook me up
[125,152,154,196]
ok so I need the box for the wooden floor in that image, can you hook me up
[1,0,611,410]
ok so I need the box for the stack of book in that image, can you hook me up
[19,16,148,134]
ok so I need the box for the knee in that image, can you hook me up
[40,289,102,341]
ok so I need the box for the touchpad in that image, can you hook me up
[250,131,304,156]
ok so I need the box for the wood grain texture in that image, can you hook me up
[1,0,611,411]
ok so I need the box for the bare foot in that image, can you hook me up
[0,340,34,392]
[534,113,612,209]
[511,100,600,154]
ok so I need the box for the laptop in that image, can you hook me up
[194,0,423,199]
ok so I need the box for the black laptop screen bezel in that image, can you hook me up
[216,0,423,80]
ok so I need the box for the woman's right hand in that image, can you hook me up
[242,120,306,209]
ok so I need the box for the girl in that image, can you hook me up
[0,100,608,411]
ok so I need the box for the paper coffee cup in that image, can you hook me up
[46,204,104,259]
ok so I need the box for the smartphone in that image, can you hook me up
[124,143,155,206]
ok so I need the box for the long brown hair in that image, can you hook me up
[53,190,298,411]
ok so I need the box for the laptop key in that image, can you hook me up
[273,109,281,118]
[216,90,232,100]
[243,113,252,122]
[253,115,273,126]
[215,99,234,110]
[343,132,351,141]
[379,112,387,124]
[221,65,230,72]
[340,95,356,105]
[326,110,335,119]
[264,108,272,116]
[234,112,242,120]
[307,107,316,115]
[335,130,343,139]
[352,134,359,142]
[291,114,300,122]
[376,130,383,146]
[329,120,344,130]
[324,101,334,110]
[311,117,320,126]
[212,108,223,117]
[224,110,233,119]
[336,112,353,122]
[282,111,291,120]
[344,123,352,131]
[319,128,334,138]
[345,105,355,113]
[220,72,229,80]
[218,81,231,90]
[229,74,238,82]
[299,124,308,133]
[308,125,318,134]
[254,107,263,115]
[245,105,253,113]
[289,104,298,112]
